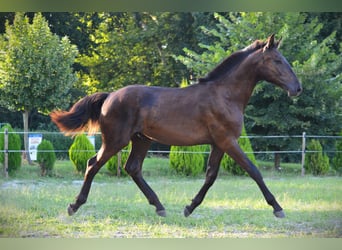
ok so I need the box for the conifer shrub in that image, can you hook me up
[37,139,56,176]
[169,145,209,176]
[332,132,342,175]
[69,134,95,173]
[0,124,22,175]
[106,143,131,177]
[42,132,73,159]
[221,126,257,176]
[305,139,330,175]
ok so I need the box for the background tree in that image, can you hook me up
[77,12,198,93]
[0,13,78,162]
[176,12,341,168]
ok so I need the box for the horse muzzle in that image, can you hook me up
[287,83,302,97]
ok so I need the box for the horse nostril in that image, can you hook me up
[297,87,303,95]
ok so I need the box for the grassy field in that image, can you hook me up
[0,158,341,238]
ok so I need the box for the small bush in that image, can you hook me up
[332,132,342,175]
[37,139,56,176]
[169,145,209,176]
[221,126,257,176]
[42,131,73,159]
[0,124,22,175]
[106,143,131,177]
[305,139,330,175]
[69,134,95,173]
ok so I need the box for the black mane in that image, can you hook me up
[199,40,266,83]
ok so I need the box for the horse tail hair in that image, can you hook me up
[50,92,109,136]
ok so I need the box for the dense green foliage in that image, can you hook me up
[76,13,198,92]
[176,12,341,165]
[41,132,73,159]
[106,143,131,177]
[305,139,330,176]
[36,139,56,176]
[169,145,209,176]
[0,13,78,161]
[69,134,95,173]
[0,13,78,113]
[332,132,342,175]
[0,124,21,175]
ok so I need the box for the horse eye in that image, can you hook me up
[275,60,282,65]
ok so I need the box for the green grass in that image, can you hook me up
[0,158,341,238]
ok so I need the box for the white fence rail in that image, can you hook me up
[1,130,342,177]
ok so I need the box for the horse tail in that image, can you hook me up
[50,92,109,135]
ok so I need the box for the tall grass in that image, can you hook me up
[0,158,341,238]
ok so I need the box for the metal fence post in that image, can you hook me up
[4,128,9,178]
[301,132,306,176]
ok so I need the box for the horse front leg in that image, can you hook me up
[125,135,166,217]
[221,138,285,218]
[184,145,224,217]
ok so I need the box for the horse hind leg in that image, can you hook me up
[184,145,224,217]
[68,142,125,216]
[125,134,166,217]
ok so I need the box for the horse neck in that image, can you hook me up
[217,55,260,109]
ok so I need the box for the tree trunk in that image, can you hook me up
[274,153,281,171]
[23,110,33,165]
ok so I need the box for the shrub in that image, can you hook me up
[69,134,95,173]
[169,144,209,176]
[106,143,131,177]
[37,139,56,176]
[42,131,73,159]
[305,139,330,175]
[221,126,257,176]
[0,124,22,175]
[332,132,342,175]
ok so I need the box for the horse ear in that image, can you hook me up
[276,36,282,49]
[263,34,275,52]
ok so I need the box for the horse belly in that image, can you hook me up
[142,117,210,146]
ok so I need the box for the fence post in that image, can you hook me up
[4,128,9,178]
[117,150,122,177]
[301,132,306,176]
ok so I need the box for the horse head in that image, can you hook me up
[260,34,302,97]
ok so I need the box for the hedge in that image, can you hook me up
[0,124,22,175]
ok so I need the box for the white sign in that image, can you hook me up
[87,135,95,148]
[29,134,43,161]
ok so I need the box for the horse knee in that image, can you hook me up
[87,156,97,166]
[125,160,140,176]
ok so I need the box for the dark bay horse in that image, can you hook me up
[51,34,302,219]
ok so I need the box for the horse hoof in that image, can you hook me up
[67,204,75,216]
[274,210,285,218]
[156,209,166,217]
[184,206,191,217]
